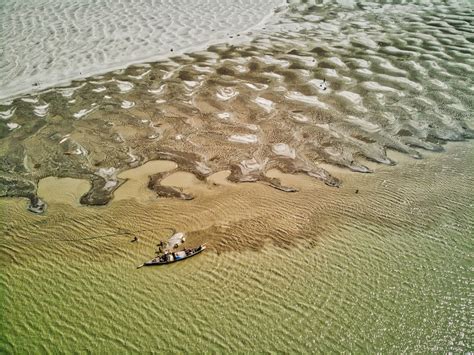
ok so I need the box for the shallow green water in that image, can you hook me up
[1,0,474,352]
[1,143,472,353]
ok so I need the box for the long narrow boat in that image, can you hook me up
[137,244,206,268]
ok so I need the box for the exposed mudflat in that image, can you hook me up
[0,0,473,212]
[1,1,473,352]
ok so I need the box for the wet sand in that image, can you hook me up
[1,0,472,210]
[0,0,473,352]
[37,177,91,206]
[8,140,473,254]
[114,160,177,201]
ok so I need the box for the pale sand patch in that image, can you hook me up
[257,55,290,67]
[327,57,346,68]
[216,87,238,101]
[253,97,274,112]
[285,91,328,109]
[292,113,310,123]
[73,107,96,119]
[228,134,258,144]
[37,177,91,206]
[355,68,373,76]
[116,80,134,93]
[0,107,16,119]
[336,91,367,112]
[245,83,268,91]
[21,97,39,103]
[115,160,177,201]
[351,36,378,49]
[33,104,49,117]
[362,81,398,92]
[121,100,135,109]
[324,68,338,77]
[217,112,232,120]
[148,84,166,95]
[7,122,20,130]
[344,116,380,133]
[128,69,150,80]
[272,143,296,159]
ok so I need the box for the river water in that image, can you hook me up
[1,0,473,352]
[1,142,472,352]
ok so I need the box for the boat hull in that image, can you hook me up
[140,245,206,267]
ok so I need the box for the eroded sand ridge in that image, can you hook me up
[0,0,473,212]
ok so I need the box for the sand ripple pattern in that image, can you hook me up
[1,1,473,352]
[0,0,473,209]
[0,0,283,99]
[0,142,472,353]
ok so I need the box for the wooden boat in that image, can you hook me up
[137,244,206,268]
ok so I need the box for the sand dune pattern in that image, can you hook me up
[0,0,473,212]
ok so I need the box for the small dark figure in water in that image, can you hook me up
[355,189,359,194]
[131,236,139,243]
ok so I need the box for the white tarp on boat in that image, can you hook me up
[168,232,185,249]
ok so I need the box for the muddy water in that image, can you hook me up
[1,0,473,352]
[1,142,472,352]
